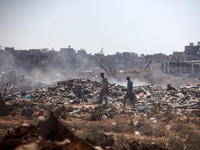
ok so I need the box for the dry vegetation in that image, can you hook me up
[0,102,200,150]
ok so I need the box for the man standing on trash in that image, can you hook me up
[124,76,136,107]
[99,72,109,105]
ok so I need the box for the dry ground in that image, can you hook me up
[0,104,200,149]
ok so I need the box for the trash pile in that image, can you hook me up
[1,77,200,149]
[0,78,199,122]
[134,83,200,110]
[4,78,125,105]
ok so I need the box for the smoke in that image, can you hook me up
[0,48,102,87]
[0,47,121,88]
[133,78,148,86]
[109,77,148,87]
[0,51,15,72]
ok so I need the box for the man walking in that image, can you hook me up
[99,72,109,105]
[124,76,136,107]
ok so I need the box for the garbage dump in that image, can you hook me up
[1,77,200,149]
[2,66,197,95]
[3,77,200,111]
[0,77,200,122]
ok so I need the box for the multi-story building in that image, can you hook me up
[60,46,76,58]
[184,42,200,55]
[0,47,55,71]
[144,53,168,73]
[163,42,200,76]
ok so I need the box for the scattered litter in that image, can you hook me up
[135,131,140,135]
[37,110,45,117]
[102,115,107,119]
[150,117,157,123]
[70,108,81,114]
[24,94,32,99]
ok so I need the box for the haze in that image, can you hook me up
[0,0,199,55]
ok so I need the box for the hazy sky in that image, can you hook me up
[0,0,199,55]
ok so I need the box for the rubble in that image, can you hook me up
[1,76,200,149]
[3,77,200,117]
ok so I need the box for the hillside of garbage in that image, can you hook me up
[1,66,199,96]
[1,76,200,149]
[3,77,200,110]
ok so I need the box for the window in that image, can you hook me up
[41,55,48,59]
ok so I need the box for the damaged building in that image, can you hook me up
[0,47,55,71]
[1,46,160,73]
[163,42,200,77]
[2,42,200,78]
[144,53,169,73]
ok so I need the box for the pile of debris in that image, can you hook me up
[1,77,200,149]
[0,77,199,127]
[4,77,200,111]
[5,78,125,105]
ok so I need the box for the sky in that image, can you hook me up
[0,0,199,56]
